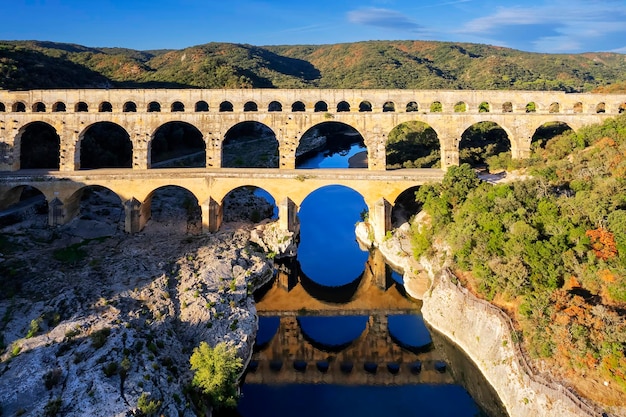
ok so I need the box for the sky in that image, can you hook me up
[3,0,626,54]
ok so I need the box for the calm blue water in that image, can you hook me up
[298,142,366,169]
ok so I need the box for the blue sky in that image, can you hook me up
[3,0,626,53]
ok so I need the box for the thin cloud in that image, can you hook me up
[347,7,423,32]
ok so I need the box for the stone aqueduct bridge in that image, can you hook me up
[1,89,625,239]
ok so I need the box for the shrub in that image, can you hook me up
[90,327,111,349]
[137,392,161,416]
[189,342,242,409]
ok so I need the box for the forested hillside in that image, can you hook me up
[412,115,626,407]
[1,40,626,91]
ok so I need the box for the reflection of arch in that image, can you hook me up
[244,101,258,112]
[268,101,282,112]
[388,315,432,353]
[337,101,350,112]
[33,102,46,112]
[52,102,66,112]
[18,122,60,170]
[459,121,510,167]
[75,102,88,112]
[291,101,305,112]
[359,101,372,112]
[195,101,209,112]
[220,101,233,112]
[171,101,185,112]
[150,121,205,168]
[99,101,112,112]
[531,121,573,148]
[123,101,137,112]
[298,266,364,304]
[386,121,440,169]
[222,121,278,168]
[148,101,161,112]
[298,315,368,352]
[79,121,132,169]
[314,101,328,112]
[254,316,280,351]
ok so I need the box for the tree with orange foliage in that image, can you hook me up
[586,227,618,260]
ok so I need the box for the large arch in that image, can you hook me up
[391,186,422,227]
[459,121,511,168]
[296,122,366,169]
[221,186,277,223]
[66,185,125,232]
[79,122,132,169]
[0,185,48,227]
[17,122,60,170]
[386,121,440,169]
[150,122,205,168]
[222,121,278,168]
[531,121,574,149]
[142,185,202,234]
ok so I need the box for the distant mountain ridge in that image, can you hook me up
[1,40,626,92]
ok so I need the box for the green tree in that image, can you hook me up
[189,341,243,409]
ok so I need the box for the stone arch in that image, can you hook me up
[549,102,560,113]
[221,185,278,223]
[454,102,466,112]
[298,316,368,351]
[391,186,422,227]
[123,101,137,112]
[75,101,88,112]
[150,121,205,168]
[79,121,132,169]
[0,102,5,112]
[268,101,282,112]
[314,101,328,112]
[32,102,46,112]
[386,121,440,169]
[141,185,202,234]
[99,101,112,112]
[220,101,234,112]
[337,101,350,112]
[383,101,395,112]
[222,121,278,168]
[430,101,442,113]
[66,185,125,230]
[502,102,513,113]
[195,101,209,112]
[148,101,161,112]
[13,102,26,112]
[596,102,606,113]
[388,315,432,352]
[359,101,372,112]
[52,102,66,112]
[406,102,419,112]
[244,101,258,112]
[459,121,511,168]
[531,121,573,149]
[17,121,60,170]
[0,185,48,224]
[479,102,490,113]
[574,102,583,113]
[525,102,537,113]
[296,121,366,169]
[171,101,185,112]
[291,101,305,112]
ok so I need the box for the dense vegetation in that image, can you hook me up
[413,114,626,402]
[1,40,626,91]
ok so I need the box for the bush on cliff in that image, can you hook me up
[189,341,242,409]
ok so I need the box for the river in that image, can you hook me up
[225,139,506,417]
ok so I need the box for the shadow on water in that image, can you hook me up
[297,315,369,352]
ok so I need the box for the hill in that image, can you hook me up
[1,40,626,91]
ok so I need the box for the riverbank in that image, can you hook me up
[356,220,620,417]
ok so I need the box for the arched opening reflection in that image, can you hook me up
[388,315,433,353]
[459,122,510,169]
[254,316,280,351]
[222,186,277,223]
[296,122,366,169]
[80,122,132,169]
[222,122,278,168]
[19,122,60,170]
[298,316,368,352]
[150,122,205,168]
[386,121,440,169]
[144,185,201,234]
[297,185,368,287]
[531,122,573,149]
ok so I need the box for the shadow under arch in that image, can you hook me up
[391,186,422,228]
[298,264,364,304]
[297,185,368,288]
[531,121,573,149]
[222,121,278,168]
[79,121,132,169]
[17,121,60,170]
[0,185,48,227]
[296,121,366,169]
[65,185,125,233]
[297,315,369,352]
[150,121,205,168]
[459,121,511,168]
[142,185,202,234]
[386,120,440,170]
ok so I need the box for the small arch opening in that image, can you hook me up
[75,102,88,112]
[405,102,419,112]
[596,102,606,113]
[220,101,234,112]
[99,101,112,112]
[573,102,583,113]
[430,101,442,113]
[314,101,328,112]
[502,102,513,113]
[148,101,161,112]
[454,102,466,112]
[525,102,537,113]
[619,102,626,114]
[52,102,66,112]
[292,101,305,112]
[549,102,560,113]
[0,103,5,112]
[383,101,395,112]
[244,101,258,112]
[32,102,46,112]
[337,101,350,112]
[195,101,209,112]
[268,101,283,112]
[479,102,490,113]
[13,102,26,112]
[171,101,185,112]
[123,101,137,112]
[358,101,372,112]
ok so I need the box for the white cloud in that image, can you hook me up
[347,7,424,32]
